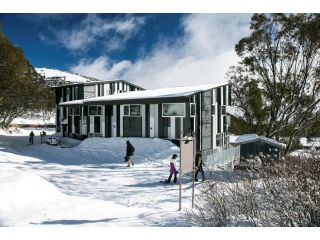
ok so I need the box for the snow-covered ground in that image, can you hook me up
[10,111,55,127]
[0,127,207,227]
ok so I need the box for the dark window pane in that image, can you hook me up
[221,106,226,115]
[163,103,185,117]
[124,106,129,115]
[89,106,96,115]
[212,105,215,115]
[130,105,141,116]
[190,103,196,116]
[94,116,101,133]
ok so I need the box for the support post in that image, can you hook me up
[191,136,196,208]
[179,131,183,211]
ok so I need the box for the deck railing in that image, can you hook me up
[202,145,240,171]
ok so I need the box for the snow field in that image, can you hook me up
[0,129,194,226]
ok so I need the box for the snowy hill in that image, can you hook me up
[36,67,94,84]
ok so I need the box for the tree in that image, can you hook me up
[0,29,54,128]
[228,14,320,152]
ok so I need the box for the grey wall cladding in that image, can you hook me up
[84,85,96,99]
[201,90,212,150]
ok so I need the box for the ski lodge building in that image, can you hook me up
[54,79,234,154]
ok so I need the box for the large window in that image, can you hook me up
[162,103,185,117]
[89,106,102,115]
[94,116,101,133]
[123,105,141,117]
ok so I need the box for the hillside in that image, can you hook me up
[36,67,94,84]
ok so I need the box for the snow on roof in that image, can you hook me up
[36,68,93,83]
[229,134,286,148]
[60,83,228,106]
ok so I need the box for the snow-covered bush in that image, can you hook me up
[187,154,320,227]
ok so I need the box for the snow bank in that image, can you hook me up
[76,137,179,164]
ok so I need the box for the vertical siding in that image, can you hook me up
[145,104,150,138]
[116,105,120,137]
[201,90,212,151]
[175,117,181,139]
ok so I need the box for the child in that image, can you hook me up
[166,154,178,184]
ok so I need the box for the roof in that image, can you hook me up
[60,83,228,106]
[229,134,286,148]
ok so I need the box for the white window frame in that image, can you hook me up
[123,104,141,117]
[162,103,186,117]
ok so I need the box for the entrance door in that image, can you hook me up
[123,117,142,137]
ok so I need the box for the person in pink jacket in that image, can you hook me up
[166,154,178,184]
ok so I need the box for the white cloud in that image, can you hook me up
[71,56,132,80]
[70,14,252,89]
[46,14,146,52]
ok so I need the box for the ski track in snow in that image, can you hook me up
[0,128,195,227]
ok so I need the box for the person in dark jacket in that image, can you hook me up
[29,131,35,144]
[166,154,178,184]
[126,140,135,167]
[194,152,206,181]
[40,131,46,144]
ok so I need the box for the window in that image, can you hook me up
[94,116,101,133]
[216,133,221,147]
[221,106,226,115]
[69,107,80,116]
[190,103,196,117]
[124,106,130,116]
[212,105,215,115]
[97,84,104,97]
[89,106,102,115]
[223,86,227,105]
[162,103,185,117]
[66,88,70,101]
[123,105,141,117]
[83,106,88,116]
[74,86,78,100]
[130,105,140,116]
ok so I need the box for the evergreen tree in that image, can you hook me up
[0,28,54,128]
[228,14,320,152]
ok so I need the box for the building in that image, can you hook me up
[54,79,144,138]
[229,134,286,159]
[56,81,232,152]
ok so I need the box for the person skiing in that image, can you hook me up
[125,140,135,167]
[166,154,178,184]
[40,131,46,144]
[194,152,206,181]
[29,131,35,144]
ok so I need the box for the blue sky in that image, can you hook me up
[0,13,252,88]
